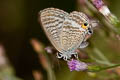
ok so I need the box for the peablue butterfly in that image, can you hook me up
[39,8,95,61]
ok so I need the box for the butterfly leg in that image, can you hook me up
[62,52,79,61]
[79,41,89,48]
[63,56,69,61]
[74,52,78,58]
[70,52,78,59]
[57,52,69,61]
[57,52,63,58]
[57,52,78,61]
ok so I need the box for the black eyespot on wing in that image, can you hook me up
[84,23,88,26]
[88,28,93,34]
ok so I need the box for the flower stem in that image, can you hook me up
[88,64,120,72]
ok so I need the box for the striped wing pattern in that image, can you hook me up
[60,11,89,52]
[39,8,69,52]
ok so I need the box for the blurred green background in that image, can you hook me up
[0,0,120,80]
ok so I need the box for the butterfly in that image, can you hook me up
[39,8,96,61]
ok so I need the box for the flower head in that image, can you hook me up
[45,46,53,54]
[93,0,104,9]
[67,59,88,71]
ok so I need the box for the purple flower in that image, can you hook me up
[93,0,104,9]
[67,59,88,71]
[45,46,53,54]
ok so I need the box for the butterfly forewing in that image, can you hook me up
[39,8,69,53]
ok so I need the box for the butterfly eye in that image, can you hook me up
[82,23,88,29]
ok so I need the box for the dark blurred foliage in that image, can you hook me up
[0,0,76,80]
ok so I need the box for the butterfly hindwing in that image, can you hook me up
[60,11,89,51]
